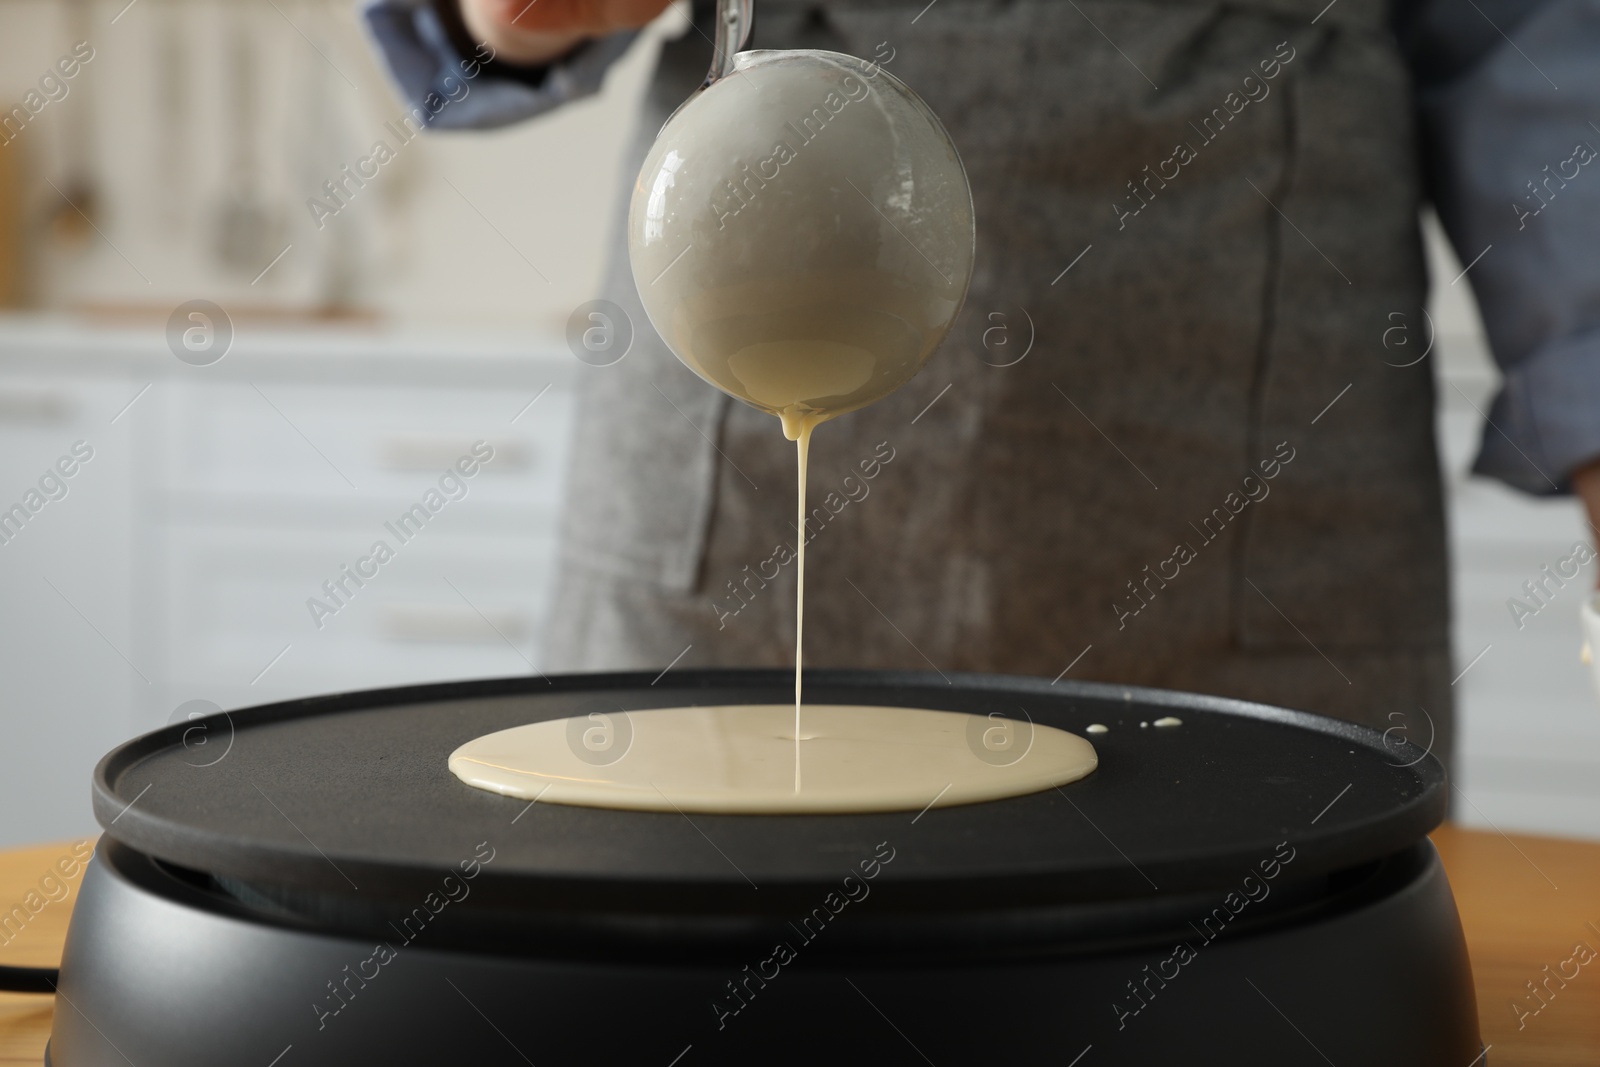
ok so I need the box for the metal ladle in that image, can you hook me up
[627,15,976,431]
[660,0,753,130]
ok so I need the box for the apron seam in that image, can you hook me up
[686,391,733,594]
[1230,51,1297,647]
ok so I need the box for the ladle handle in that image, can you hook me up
[706,0,754,86]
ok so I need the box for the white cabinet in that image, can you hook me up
[0,324,575,847]
[0,369,145,845]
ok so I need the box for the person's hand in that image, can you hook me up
[461,0,675,66]
[1575,459,1600,587]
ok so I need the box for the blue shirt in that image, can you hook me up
[363,0,1600,496]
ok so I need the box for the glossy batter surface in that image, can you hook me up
[449,704,1097,814]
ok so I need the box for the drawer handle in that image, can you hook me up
[0,391,73,423]
[377,439,532,473]
[377,603,532,644]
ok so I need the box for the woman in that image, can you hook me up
[367,0,1600,771]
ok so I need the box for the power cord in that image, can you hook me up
[0,964,58,994]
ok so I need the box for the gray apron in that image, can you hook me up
[545,0,1454,765]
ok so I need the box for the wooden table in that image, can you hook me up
[1,826,1596,1064]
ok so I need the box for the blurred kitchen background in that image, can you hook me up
[0,0,1595,847]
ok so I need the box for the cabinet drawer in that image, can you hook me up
[156,379,574,508]
[157,522,559,706]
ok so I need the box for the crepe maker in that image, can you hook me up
[51,669,1480,1065]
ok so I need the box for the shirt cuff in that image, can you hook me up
[361,0,640,131]
[1473,330,1600,494]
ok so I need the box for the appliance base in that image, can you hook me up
[51,839,1480,1066]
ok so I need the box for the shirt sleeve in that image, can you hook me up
[1401,0,1600,495]
[361,0,641,131]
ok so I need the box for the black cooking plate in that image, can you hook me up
[94,670,1443,913]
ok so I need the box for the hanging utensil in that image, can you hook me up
[211,0,282,273]
[154,0,188,230]
[46,0,97,249]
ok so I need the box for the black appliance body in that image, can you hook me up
[51,670,1480,1066]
